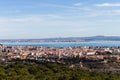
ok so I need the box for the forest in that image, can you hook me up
[0,62,120,80]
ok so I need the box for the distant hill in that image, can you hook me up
[1,36,120,42]
[40,36,120,41]
[82,36,120,41]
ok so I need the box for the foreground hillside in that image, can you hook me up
[0,62,120,80]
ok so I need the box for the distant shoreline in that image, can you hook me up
[1,36,120,42]
[1,41,120,48]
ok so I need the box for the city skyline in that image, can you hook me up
[0,0,120,39]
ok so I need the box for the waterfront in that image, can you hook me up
[1,41,120,47]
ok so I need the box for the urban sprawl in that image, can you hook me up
[1,44,120,70]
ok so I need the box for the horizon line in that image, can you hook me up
[0,35,120,39]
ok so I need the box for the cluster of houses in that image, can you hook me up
[0,44,120,64]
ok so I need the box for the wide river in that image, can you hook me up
[1,41,120,47]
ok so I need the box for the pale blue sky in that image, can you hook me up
[0,0,120,39]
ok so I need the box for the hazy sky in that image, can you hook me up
[0,0,120,39]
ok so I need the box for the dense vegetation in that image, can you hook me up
[0,62,120,80]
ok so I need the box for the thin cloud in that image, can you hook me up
[0,14,64,23]
[85,9,120,17]
[36,3,90,12]
[95,3,120,7]
[73,3,82,6]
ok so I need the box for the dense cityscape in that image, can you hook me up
[1,44,120,69]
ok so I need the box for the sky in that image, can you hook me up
[0,0,120,39]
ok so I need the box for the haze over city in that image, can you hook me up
[0,0,120,39]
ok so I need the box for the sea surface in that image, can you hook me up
[1,41,120,47]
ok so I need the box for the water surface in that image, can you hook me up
[1,41,120,47]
